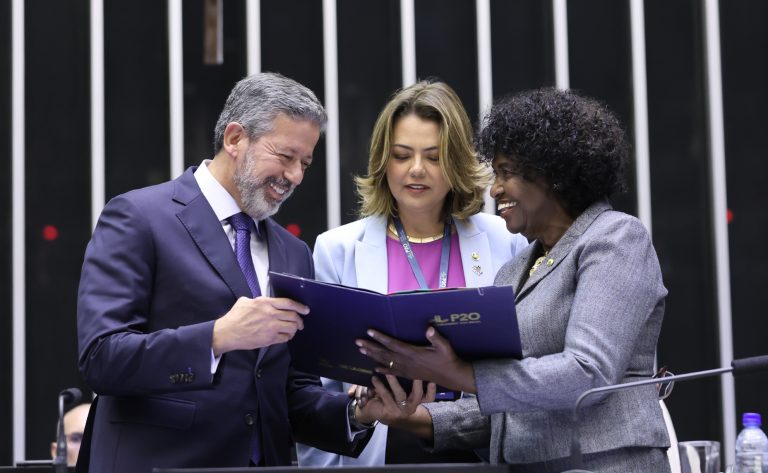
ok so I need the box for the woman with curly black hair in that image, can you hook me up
[357,88,671,472]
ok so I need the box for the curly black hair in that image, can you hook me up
[476,88,629,217]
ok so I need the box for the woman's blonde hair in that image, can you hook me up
[355,80,490,220]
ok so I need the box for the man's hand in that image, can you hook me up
[356,327,477,394]
[212,296,308,355]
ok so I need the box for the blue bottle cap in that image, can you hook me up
[743,412,762,427]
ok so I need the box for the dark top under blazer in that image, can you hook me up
[76,167,370,473]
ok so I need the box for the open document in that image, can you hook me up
[269,271,522,387]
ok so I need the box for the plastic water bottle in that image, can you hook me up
[734,412,768,473]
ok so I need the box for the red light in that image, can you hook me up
[727,209,733,224]
[286,223,301,237]
[43,225,59,241]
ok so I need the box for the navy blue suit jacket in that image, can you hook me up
[76,168,369,473]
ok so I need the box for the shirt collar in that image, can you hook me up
[193,159,244,223]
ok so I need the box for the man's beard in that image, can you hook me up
[233,149,295,220]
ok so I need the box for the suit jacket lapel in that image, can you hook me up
[355,216,389,293]
[173,169,251,300]
[264,218,289,293]
[515,200,612,300]
[173,168,265,366]
[455,218,495,287]
[253,218,294,366]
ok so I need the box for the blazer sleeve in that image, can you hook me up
[423,396,492,452]
[474,216,667,414]
[287,369,372,456]
[77,195,215,395]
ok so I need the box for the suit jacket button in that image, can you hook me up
[255,369,262,379]
[244,413,255,426]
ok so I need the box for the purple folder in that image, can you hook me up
[269,271,522,387]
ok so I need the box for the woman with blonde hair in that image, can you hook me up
[296,80,528,466]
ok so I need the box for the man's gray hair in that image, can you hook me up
[213,72,327,153]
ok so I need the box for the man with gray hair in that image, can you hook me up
[76,73,376,473]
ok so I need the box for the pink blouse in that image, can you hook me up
[386,233,466,293]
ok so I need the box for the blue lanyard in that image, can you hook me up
[392,217,452,290]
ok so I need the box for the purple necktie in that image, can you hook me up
[228,212,261,298]
[227,212,263,464]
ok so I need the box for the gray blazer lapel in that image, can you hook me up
[516,200,612,300]
[355,216,389,293]
[506,243,538,299]
[455,218,495,287]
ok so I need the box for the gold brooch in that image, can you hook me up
[529,251,549,277]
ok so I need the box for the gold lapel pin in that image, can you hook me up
[547,258,554,266]
[471,252,479,261]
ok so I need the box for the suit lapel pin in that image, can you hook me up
[546,258,554,266]
[471,252,479,261]
[473,265,482,275]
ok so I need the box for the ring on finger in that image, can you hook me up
[398,400,407,407]
[388,360,395,369]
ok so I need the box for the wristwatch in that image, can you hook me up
[348,398,378,430]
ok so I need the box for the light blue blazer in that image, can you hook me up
[297,213,530,466]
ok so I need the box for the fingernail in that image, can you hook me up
[359,348,367,355]
[426,327,435,337]
[367,330,374,338]
[355,340,363,347]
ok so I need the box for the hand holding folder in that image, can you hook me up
[269,271,523,388]
[356,326,479,393]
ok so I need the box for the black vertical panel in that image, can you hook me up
[337,0,401,224]
[104,0,170,198]
[720,2,768,420]
[490,0,555,99]
[261,0,326,245]
[183,0,248,167]
[0,0,12,464]
[646,1,719,443]
[567,1,636,216]
[25,0,92,459]
[415,0,479,121]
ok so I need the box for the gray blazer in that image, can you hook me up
[425,201,670,466]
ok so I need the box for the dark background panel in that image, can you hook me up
[0,0,13,465]
[24,0,93,460]
[6,0,768,461]
[183,0,248,167]
[645,0,721,443]
[720,2,768,421]
[261,0,327,245]
[415,0,479,122]
[490,0,555,99]
[567,0,636,217]
[337,0,402,224]
[104,0,170,198]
